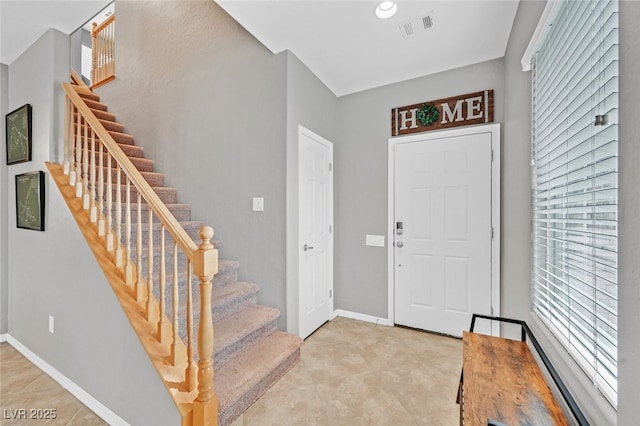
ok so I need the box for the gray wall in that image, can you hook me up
[0,63,8,335]
[97,0,290,328]
[284,51,338,334]
[501,0,540,321]
[334,59,505,318]
[6,29,179,426]
[618,2,640,425]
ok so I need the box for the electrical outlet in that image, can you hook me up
[48,316,54,334]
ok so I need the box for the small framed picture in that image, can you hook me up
[6,103,32,165]
[15,171,45,231]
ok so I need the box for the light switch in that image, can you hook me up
[366,234,385,247]
[252,197,264,212]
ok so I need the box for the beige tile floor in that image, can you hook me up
[0,342,106,425]
[233,316,463,426]
[0,317,463,426]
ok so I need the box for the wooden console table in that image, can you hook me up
[459,331,569,426]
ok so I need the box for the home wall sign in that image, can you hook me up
[391,90,494,136]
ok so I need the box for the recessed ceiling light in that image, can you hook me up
[375,1,398,19]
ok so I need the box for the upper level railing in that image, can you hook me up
[91,14,115,89]
[61,80,218,424]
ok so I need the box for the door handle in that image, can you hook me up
[304,244,314,251]
[396,241,404,248]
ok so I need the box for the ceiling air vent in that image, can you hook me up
[399,13,435,39]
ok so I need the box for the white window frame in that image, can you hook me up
[525,0,619,407]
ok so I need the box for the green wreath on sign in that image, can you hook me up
[416,103,439,126]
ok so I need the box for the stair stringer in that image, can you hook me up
[47,162,199,425]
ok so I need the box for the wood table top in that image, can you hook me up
[462,331,569,426]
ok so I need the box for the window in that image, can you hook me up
[531,0,619,406]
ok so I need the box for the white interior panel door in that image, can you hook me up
[394,130,493,337]
[299,126,333,339]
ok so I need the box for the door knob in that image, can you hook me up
[304,244,314,251]
[396,241,404,248]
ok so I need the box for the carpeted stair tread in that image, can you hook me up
[96,152,153,171]
[213,282,259,321]
[83,98,108,111]
[215,331,302,425]
[100,119,125,133]
[110,203,191,222]
[215,260,239,287]
[214,305,279,362]
[108,131,135,146]
[118,143,144,158]
[110,184,178,204]
[213,282,259,308]
[91,108,116,122]
[101,167,164,186]
[124,154,154,171]
[78,91,100,102]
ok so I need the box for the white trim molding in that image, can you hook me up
[5,335,129,426]
[0,333,7,343]
[521,0,561,71]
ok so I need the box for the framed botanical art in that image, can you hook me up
[15,171,45,231]
[5,103,32,165]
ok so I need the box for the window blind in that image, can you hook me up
[531,0,618,406]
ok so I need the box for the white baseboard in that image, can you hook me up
[5,335,129,426]
[333,309,393,326]
[0,333,7,343]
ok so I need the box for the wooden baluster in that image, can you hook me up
[171,242,184,366]
[82,120,90,209]
[158,225,167,342]
[97,141,105,236]
[99,30,104,82]
[146,209,155,322]
[185,260,196,391]
[192,226,219,425]
[124,177,133,284]
[114,164,123,267]
[91,22,97,86]
[63,97,70,175]
[90,131,98,223]
[101,27,105,80]
[135,192,144,302]
[105,154,114,252]
[74,114,82,195]
[69,104,80,186]
[108,23,114,78]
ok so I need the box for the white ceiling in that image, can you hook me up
[0,0,520,96]
[0,0,111,66]
[216,0,520,96]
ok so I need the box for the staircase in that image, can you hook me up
[52,78,302,426]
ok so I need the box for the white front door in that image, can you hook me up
[298,126,333,339]
[393,126,497,337]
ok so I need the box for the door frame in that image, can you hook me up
[297,125,334,338]
[387,123,501,335]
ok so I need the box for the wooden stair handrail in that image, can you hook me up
[92,14,115,37]
[70,69,86,87]
[62,83,198,258]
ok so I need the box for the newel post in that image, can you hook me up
[192,226,219,425]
